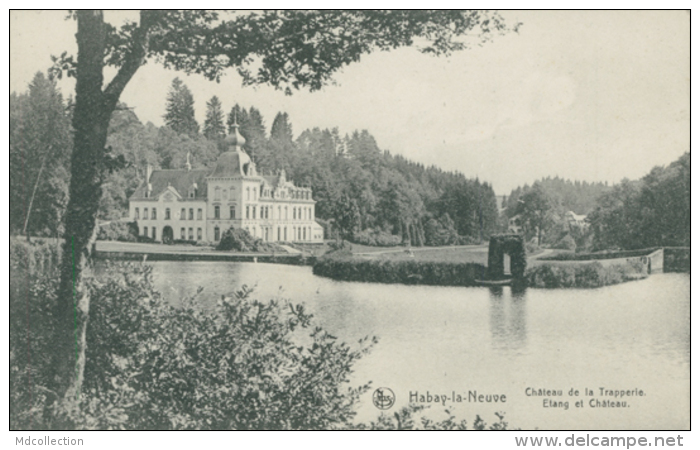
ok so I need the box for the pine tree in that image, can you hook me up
[226,104,248,134]
[163,77,199,138]
[203,95,225,140]
[10,72,72,237]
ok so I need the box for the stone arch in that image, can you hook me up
[487,234,527,279]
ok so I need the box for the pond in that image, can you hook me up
[147,261,689,430]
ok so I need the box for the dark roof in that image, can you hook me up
[130,169,208,200]
[209,149,251,178]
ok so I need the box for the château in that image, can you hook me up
[128,120,323,244]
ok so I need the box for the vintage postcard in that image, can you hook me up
[9,9,690,438]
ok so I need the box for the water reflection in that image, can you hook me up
[488,285,527,351]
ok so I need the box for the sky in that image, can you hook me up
[9,10,690,195]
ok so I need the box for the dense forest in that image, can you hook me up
[11,74,499,246]
[502,155,690,252]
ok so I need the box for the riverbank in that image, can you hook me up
[93,241,315,265]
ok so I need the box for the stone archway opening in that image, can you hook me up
[162,226,174,244]
[487,234,527,280]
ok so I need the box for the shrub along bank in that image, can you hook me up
[525,260,647,289]
[313,254,487,286]
[538,248,659,261]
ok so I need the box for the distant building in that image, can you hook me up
[128,120,324,244]
[565,211,588,229]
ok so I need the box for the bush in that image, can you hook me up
[97,221,137,242]
[216,227,282,253]
[525,260,647,288]
[553,234,577,251]
[352,406,516,430]
[11,255,377,430]
[171,239,199,246]
[313,254,486,286]
[539,247,659,261]
[351,229,402,247]
[326,239,353,256]
[423,214,459,246]
[10,239,61,429]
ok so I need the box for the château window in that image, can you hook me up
[188,228,193,240]
[214,187,221,200]
[246,206,250,219]
[197,208,202,220]
[252,206,256,219]
[189,208,194,220]
[285,206,288,219]
[247,187,250,201]
[134,208,139,220]
[152,227,156,240]
[143,227,148,236]
[181,208,186,220]
[230,206,235,219]
[253,188,257,200]
[165,208,171,220]
[181,228,185,240]
[214,226,220,241]
[223,189,227,200]
[214,206,220,219]
[152,209,157,220]
[143,208,148,220]
[197,228,202,240]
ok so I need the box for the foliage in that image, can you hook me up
[164,77,200,138]
[663,248,690,273]
[10,245,377,429]
[216,227,257,251]
[216,227,282,253]
[552,234,577,251]
[351,228,402,247]
[96,221,137,242]
[314,254,486,286]
[525,260,647,289]
[82,265,377,429]
[538,248,659,261]
[203,95,225,140]
[10,239,61,429]
[516,183,554,246]
[326,239,353,256]
[423,213,460,246]
[587,153,690,251]
[352,405,515,430]
[504,177,610,219]
[10,72,72,236]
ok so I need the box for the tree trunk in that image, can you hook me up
[50,10,111,426]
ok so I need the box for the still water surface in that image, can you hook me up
[148,261,689,430]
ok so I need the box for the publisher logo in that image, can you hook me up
[372,387,396,410]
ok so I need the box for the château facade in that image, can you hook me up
[128,122,324,244]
